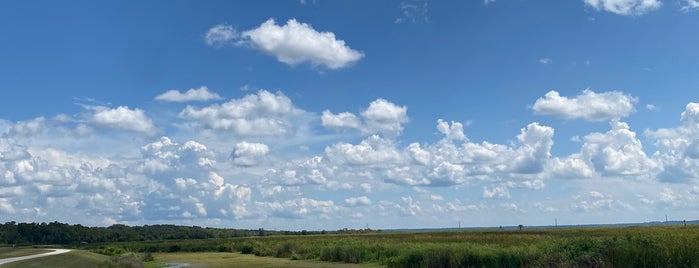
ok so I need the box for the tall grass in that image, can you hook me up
[90,225,699,267]
[228,225,699,267]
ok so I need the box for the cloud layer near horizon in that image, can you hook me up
[1,88,698,229]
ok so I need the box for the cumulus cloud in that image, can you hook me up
[322,98,409,136]
[91,106,156,135]
[482,185,510,199]
[345,196,372,206]
[532,89,637,121]
[571,191,615,211]
[647,103,699,182]
[538,58,552,65]
[395,0,429,24]
[239,19,364,69]
[578,120,657,176]
[205,24,239,47]
[231,141,269,166]
[681,0,699,12]
[436,119,466,141]
[179,90,301,136]
[155,86,223,102]
[583,0,662,15]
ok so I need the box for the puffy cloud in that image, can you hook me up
[362,99,409,135]
[321,110,361,130]
[583,0,662,16]
[261,197,339,219]
[510,122,554,174]
[91,106,156,135]
[155,86,223,102]
[241,19,363,69]
[681,0,699,12]
[325,135,402,167]
[345,196,372,206]
[323,98,409,136]
[482,185,510,199]
[532,89,637,121]
[179,90,300,136]
[647,103,699,182]
[538,58,552,65]
[231,141,269,166]
[571,191,615,211]
[578,120,657,176]
[205,24,239,47]
[436,119,466,141]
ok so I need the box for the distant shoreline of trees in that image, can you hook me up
[0,221,377,246]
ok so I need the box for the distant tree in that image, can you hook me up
[518,224,523,231]
[258,228,265,236]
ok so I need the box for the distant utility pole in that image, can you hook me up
[666,214,668,224]
[458,221,461,229]
[555,218,558,228]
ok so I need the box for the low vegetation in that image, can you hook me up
[2,222,697,267]
[218,225,699,267]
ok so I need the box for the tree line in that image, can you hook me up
[0,221,376,246]
[0,221,255,245]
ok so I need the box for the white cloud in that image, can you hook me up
[681,0,699,12]
[482,185,510,199]
[241,19,364,69]
[322,98,409,136]
[231,141,269,166]
[647,103,699,182]
[571,191,614,211]
[436,119,466,141]
[345,196,372,206]
[155,86,223,102]
[179,90,300,136]
[538,58,552,65]
[484,0,496,5]
[395,0,429,24]
[578,120,657,176]
[205,24,239,47]
[583,0,662,15]
[91,106,156,135]
[532,89,637,121]
[321,110,361,130]
[361,99,409,135]
[510,122,554,174]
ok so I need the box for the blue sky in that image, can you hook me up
[1,0,699,230]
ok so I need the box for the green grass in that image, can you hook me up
[1,250,109,268]
[0,248,52,258]
[146,252,382,268]
[85,225,699,268]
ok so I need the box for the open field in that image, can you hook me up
[0,250,108,268]
[98,225,699,268]
[147,252,383,268]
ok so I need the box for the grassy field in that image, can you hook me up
[76,225,699,267]
[0,248,52,259]
[1,250,108,268]
[146,252,383,268]
[219,225,699,267]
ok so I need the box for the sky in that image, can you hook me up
[1,0,699,230]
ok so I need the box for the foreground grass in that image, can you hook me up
[0,248,52,259]
[1,250,108,268]
[146,252,382,268]
[226,225,699,267]
[89,225,699,268]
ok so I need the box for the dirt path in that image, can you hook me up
[0,249,71,266]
